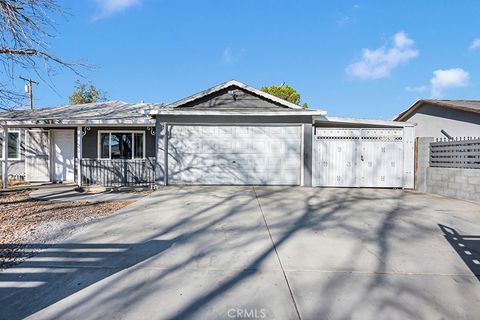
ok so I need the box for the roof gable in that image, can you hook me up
[176,86,296,111]
[395,99,480,121]
[165,80,322,112]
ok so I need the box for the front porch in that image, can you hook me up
[1,125,156,189]
[80,158,155,187]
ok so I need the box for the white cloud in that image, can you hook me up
[336,5,359,27]
[469,38,480,51]
[221,47,246,64]
[430,68,469,97]
[337,16,350,26]
[405,85,427,93]
[346,31,419,80]
[93,0,141,20]
[405,68,469,97]
[393,31,414,48]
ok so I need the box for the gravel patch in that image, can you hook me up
[0,189,133,269]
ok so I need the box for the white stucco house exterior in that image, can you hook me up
[394,99,480,139]
[1,80,415,189]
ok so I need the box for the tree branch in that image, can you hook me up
[0,48,37,55]
[0,0,89,109]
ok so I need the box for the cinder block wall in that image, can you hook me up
[426,167,480,202]
[416,137,480,203]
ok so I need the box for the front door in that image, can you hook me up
[52,130,75,182]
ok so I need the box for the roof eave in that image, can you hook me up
[149,109,327,116]
[394,99,480,121]
[0,118,155,126]
[393,99,424,121]
[324,116,416,127]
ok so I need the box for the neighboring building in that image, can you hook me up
[394,99,480,138]
[1,80,415,189]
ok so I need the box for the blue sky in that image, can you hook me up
[10,0,480,119]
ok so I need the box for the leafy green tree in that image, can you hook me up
[261,83,309,109]
[69,80,108,104]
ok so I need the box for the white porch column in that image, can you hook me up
[2,125,8,189]
[76,126,83,187]
[163,122,168,186]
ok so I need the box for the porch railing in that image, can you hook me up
[430,137,480,169]
[80,158,156,187]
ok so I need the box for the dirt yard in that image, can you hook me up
[0,189,132,268]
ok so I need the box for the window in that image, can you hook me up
[98,131,145,159]
[1,131,21,160]
[134,133,143,159]
[100,133,110,159]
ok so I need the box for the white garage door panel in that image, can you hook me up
[168,125,301,185]
[313,128,404,188]
[315,139,357,187]
[358,129,404,188]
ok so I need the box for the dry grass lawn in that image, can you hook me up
[0,189,132,268]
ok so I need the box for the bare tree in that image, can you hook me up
[0,0,85,110]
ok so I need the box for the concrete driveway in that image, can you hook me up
[1,186,479,319]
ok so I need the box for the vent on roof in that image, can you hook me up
[228,90,239,101]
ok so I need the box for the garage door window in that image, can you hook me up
[98,131,145,159]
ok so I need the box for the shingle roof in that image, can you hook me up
[432,100,480,110]
[394,99,480,121]
[1,79,327,123]
[0,100,162,124]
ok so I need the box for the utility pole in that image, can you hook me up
[19,76,39,110]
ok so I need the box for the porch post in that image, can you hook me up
[77,126,83,187]
[163,122,168,186]
[2,125,8,189]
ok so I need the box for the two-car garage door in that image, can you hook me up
[167,125,302,185]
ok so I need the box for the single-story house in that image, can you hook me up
[1,80,415,189]
[0,100,157,186]
[394,99,480,139]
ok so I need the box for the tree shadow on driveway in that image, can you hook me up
[0,240,173,320]
[1,187,479,319]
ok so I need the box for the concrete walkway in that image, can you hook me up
[1,186,480,319]
[29,184,148,202]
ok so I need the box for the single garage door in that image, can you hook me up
[313,128,404,188]
[167,125,302,185]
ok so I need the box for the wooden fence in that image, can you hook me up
[80,158,156,187]
[430,137,480,169]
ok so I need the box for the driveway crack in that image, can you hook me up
[252,186,302,320]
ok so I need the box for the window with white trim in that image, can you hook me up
[98,131,145,159]
[0,130,21,160]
